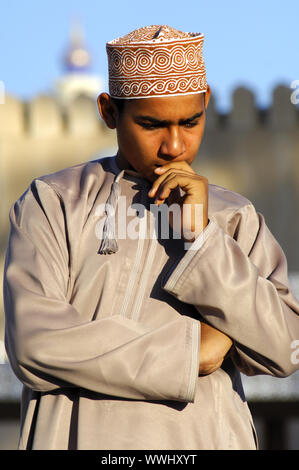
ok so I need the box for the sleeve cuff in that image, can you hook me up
[182,319,201,403]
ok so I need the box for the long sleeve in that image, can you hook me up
[162,203,299,378]
[3,179,200,402]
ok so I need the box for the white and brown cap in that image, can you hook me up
[106,25,207,99]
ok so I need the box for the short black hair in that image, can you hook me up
[111,92,206,117]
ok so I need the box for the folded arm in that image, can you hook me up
[163,205,299,377]
[4,179,200,402]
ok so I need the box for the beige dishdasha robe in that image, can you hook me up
[3,155,299,450]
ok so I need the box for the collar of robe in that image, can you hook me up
[98,163,151,255]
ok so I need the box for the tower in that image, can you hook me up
[54,17,104,107]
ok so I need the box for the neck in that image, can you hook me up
[115,152,135,171]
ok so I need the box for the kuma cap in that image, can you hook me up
[106,24,207,99]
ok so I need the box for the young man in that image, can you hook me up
[3,25,299,450]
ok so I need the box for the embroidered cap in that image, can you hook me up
[106,24,207,99]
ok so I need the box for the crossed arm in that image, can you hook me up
[4,179,299,405]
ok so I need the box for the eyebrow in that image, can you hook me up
[134,111,204,126]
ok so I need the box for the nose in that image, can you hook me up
[159,126,185,160]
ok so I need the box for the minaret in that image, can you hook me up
[54,17,104,107]
[64,18,91,72]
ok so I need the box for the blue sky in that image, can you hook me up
[1,0,298,112]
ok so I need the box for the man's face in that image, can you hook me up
[100,90,210,183]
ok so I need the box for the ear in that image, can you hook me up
[204,85,211,110]
[97,93,117,129]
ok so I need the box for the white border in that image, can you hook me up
[110,89,207,100]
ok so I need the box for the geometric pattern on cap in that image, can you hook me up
[106,25,207,99]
